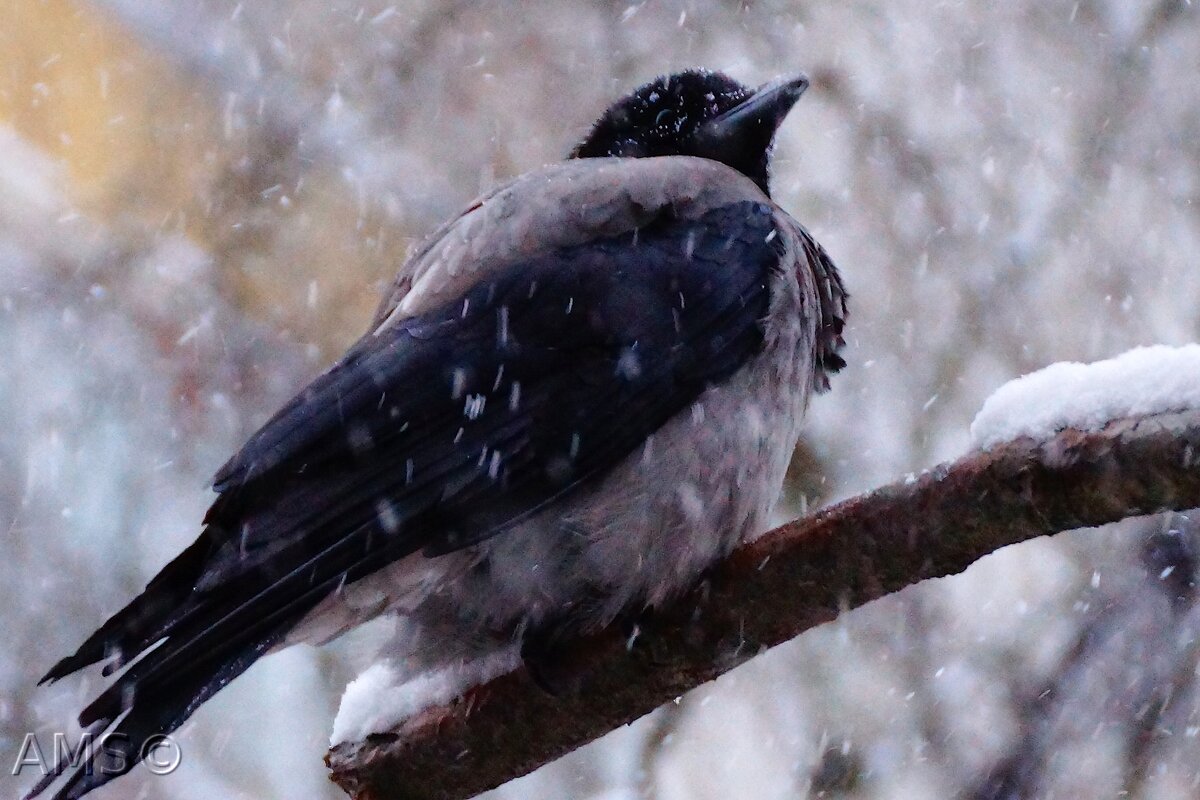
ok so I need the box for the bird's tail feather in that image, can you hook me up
[27,522,301,800]
[29,512,404,800]
[38,531,218,685]
[24,628,281,800]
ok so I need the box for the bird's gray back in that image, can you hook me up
[371,156,772,330]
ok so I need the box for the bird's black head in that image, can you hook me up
[570,69,809,196]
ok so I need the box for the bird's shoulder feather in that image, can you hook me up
[371,156,769,329]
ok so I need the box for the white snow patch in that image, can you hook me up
[330,646,521,745]
[970,344,1200,450]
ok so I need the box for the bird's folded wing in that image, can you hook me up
[44,197,782,704]
[209,198,780,566]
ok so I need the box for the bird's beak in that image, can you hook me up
[694,74,809,153]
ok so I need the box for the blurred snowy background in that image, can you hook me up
[2,1,1200,798]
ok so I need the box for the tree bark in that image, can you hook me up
[327,410,1200,800]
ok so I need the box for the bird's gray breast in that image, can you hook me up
[413,228,816,636]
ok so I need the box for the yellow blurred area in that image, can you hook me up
[0,1,209,217]
[0,0,396,356]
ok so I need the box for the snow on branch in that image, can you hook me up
[327,407,1200,800]
[971,345,1200,449]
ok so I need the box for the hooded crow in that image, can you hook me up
[29,68,846,800]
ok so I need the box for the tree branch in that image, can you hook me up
[327,410,1200,800]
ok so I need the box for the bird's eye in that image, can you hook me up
[654,109,674,128]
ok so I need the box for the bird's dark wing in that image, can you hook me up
[31,199,780,800]
[206,197,778,558]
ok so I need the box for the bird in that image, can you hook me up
[28,67,847,800]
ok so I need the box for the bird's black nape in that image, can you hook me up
[570,69,808,195]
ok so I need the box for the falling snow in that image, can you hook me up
[6,2,1200,800]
